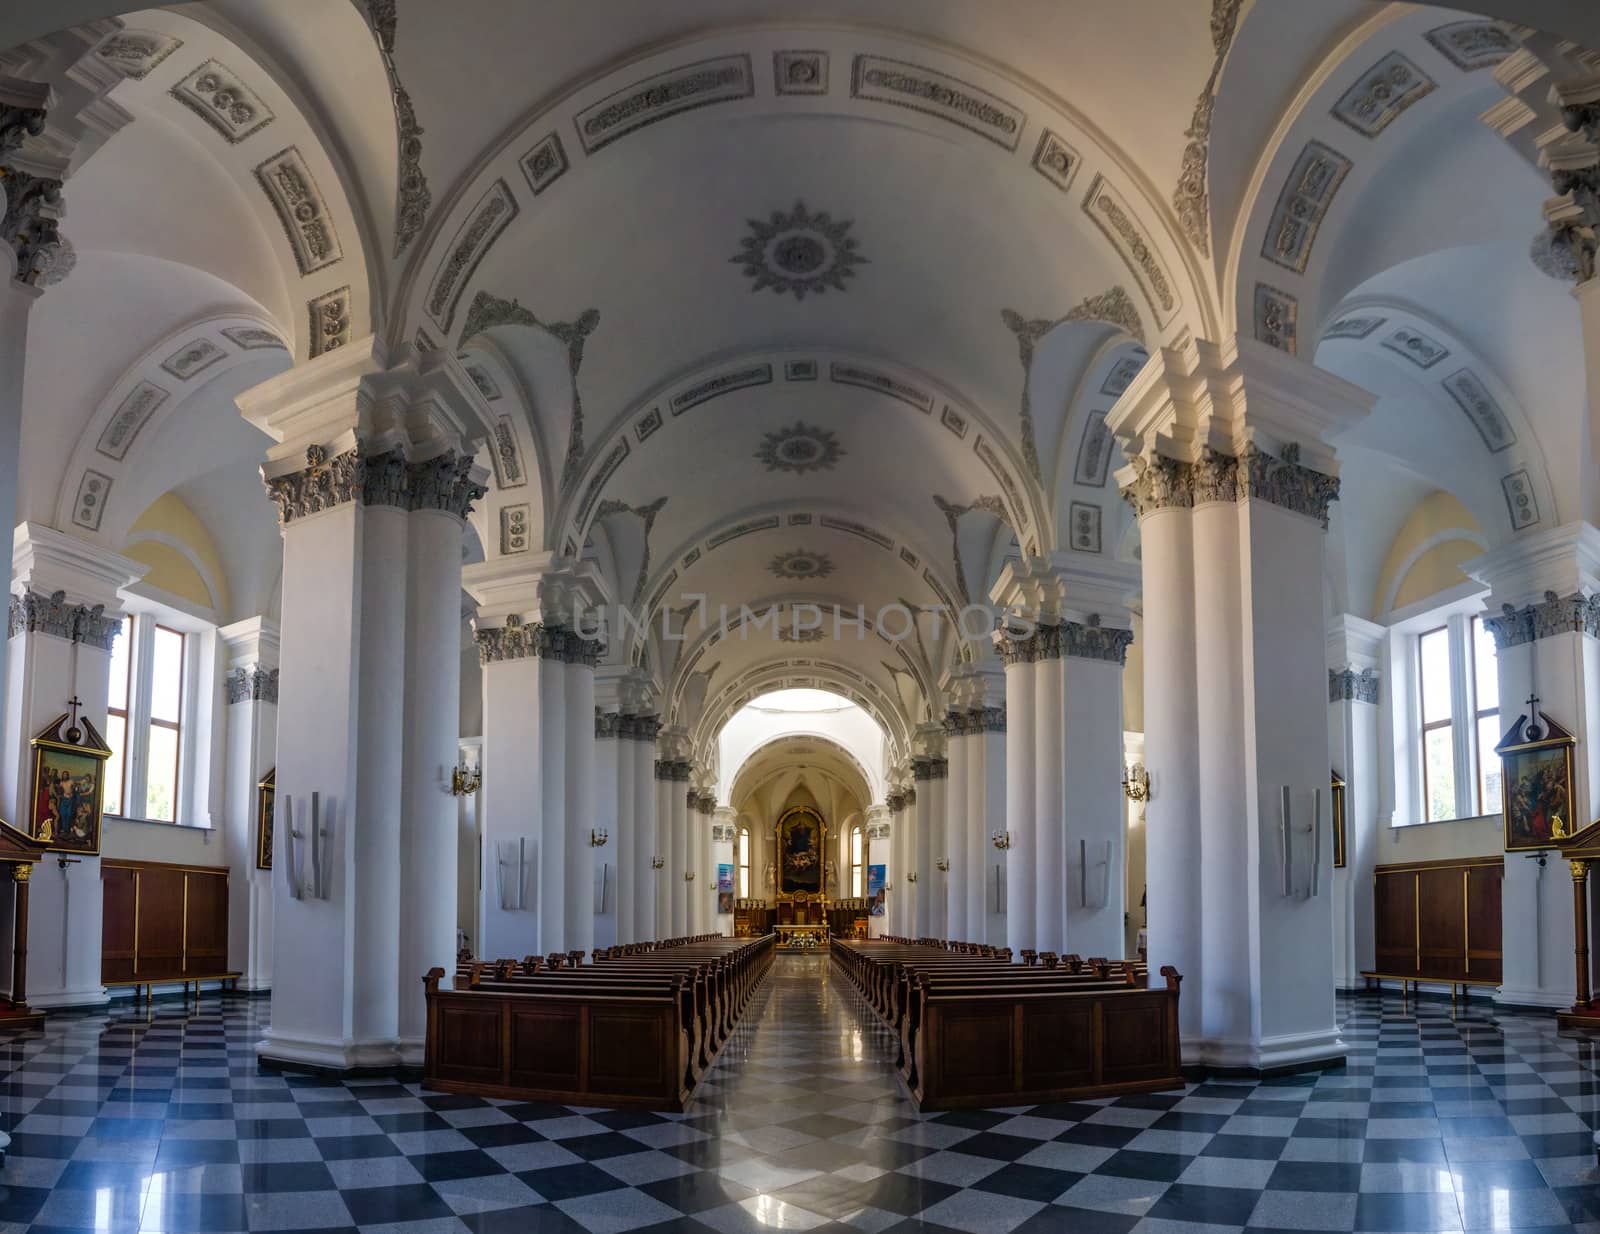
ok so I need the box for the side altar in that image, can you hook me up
[774,805,830,950]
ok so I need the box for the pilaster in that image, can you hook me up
[220,617,278,993]
[1327,615,1385,991]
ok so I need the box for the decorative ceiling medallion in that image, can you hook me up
[96,30,182,80]
[769,549,835,580]
[1262,141,1351,274]
[1254,284,1298,356]
[756,422,844,475]
[96,380,168,462]
[221,326,286,350]
[1502,469,1538,530]
[1331,52,1436,139]
[519,132,568,196]
[254,146,343,276]
[170,60,274,144]
[731,202,866,299]
[774,51,828,95]
[308,286,352,358]
[851,54,1024,151]
[1425,21,1518,71]
[160,338,226,381]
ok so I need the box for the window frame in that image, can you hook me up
[851,825,863,898]
[104,626,133,818]
[1469,615,1500,817]
[1417,625,1455,824]
[737,828,750,899]
[143,624,186,823]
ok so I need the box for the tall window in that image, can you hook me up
[851,826,863,897]
[737,828,750,898]
[105,617,188,823]
[1418,626,1455,822]
[104,629,131,817]
[1472,616,1501,815]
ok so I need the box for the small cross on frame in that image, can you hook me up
[1525,693,1544,740]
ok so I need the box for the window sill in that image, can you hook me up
[104,814,214,833]
[1390,812,1498,830]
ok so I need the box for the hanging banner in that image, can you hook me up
[717,862,734,914]
[867,863,886,916]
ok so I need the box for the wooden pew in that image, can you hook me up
[423,933,774,1110]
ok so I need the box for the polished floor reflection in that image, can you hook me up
[0,960,1597,1231]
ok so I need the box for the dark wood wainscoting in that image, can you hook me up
[101,859,229,985]
[1372,855,1502,984]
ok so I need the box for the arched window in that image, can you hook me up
[851,825,864,897]
[738,828,750,898]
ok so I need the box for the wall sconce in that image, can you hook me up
[685,870,696,881]
[991,831,1012,850]
[1122,763,1150,802]
[935,858,950,872]
[650,856,664,869]
[589,829,608,847]
[906,871,918,883]
[450,761,482,796]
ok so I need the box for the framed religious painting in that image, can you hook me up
[1331,771,1347,869]
[1497,709,1576,852]
[256,768,275,870]
[29,710,110,856]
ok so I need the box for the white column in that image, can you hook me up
[912,761,933,939]
[538,653,568,954]
[1110,334,1370,1071]
[1034,646,1065,952]
[1000,649,1037,955]
[654,759,673,940]
[563,638,597,957]
[1123,730,1147,959]
[888,791,907,936]
[599,712,628,948]
[1328,616,1384,990]
[972,706,1003,947]
[242,342,490,1071]
[666,757,688,935]
[631,717,660,943]
[1470,527,1600,1009]
[397,494,468,1063]
[943,710,969,942]
[3,527,141,1009]
[220,619,278,993]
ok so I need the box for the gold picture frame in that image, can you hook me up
[1497,709,1576,852]
[1331,770,1347,869]
[29,712,110,856]
[256,768,275,870]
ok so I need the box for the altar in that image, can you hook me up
[775,924,826,950]
[773,805,830,951]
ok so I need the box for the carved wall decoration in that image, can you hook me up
[973,436,1029,533]
[1331,52,1436,139]
[1425,21,1518,71]
[899,546,920,568]
[263,444,484,526]
[1171,0,1243,257]
[788,513,812,525]
[226,666,279,705]
[819,516,892,549]
[1329,667,1380,704]
[220,326,285,350]
[850,54,1024,150]
[159,338,226,382]
[1,163,66,289]
[96,30,182,79]
[499,504,530,555]
[1100,354,1146,398]
[1083,175,1179,327]
[940,406,968,439]
[1031,129,1080,194]
[1380,326,1449,369]
[72,470,112,531]
[170,60,274,144]
[1441,368,1516,453]
[1254,284,1298,355]
[359,0,431,255]
[635,407,663,442]
[829,363,932,413]
[649,570,680,612]
[756,422,844,475]
[427,179,518,334]
[489,417,525,489]
[8,589,121,648]
[1262,141,1351,274]
[594,496,667,605]
[708,516,779,549]
[1069,501,1103,553]
[1502,469,1539,531]
[574,54,752,153]
[1483,591,1600,650]
[681,548,701,570]
[464,365,500,401]
[1323,315,1386,342]
[1120,445,1341,528]
[574,436,629,531]
[413,330,437,353]
[307,287,352,358]
[254,147,343,276]
[769,549,835,580]
[96,381,169,462]
[784,359,817,381]
[519,132,569,196]
[774,51,828,95]
[672,364,772,415]
[1074,411,1114,488]
[731,201,865,299]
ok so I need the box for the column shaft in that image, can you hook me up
[538,657,567,953]
[610,728,632,946]
[633,731,658,943]
[944,725,968,942]
[563,660,595,956]
[1034,653,1065,952]
[1004,660,1036,955]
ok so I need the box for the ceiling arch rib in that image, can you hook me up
[728,731,876,816]
[694,661,911,769]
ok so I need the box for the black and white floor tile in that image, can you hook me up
[0,957,1599,1231]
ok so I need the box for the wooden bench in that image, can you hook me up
[1361,970,1500,1009]
[834,939,1180,1110]
[105,972,242,1006]
[423,933,774,1110]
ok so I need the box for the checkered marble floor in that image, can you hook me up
[0,964,1599,1233]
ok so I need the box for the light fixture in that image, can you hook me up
[935,858,950,872]
[991,831,1012,850]
[1122,763,1150,802]
[651,856,665,869]
[685,870,696,881]
[906,872,918,883]
[450,761,482,796]
[589,829,608,847]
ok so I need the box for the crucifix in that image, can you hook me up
[64,695,84,744]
